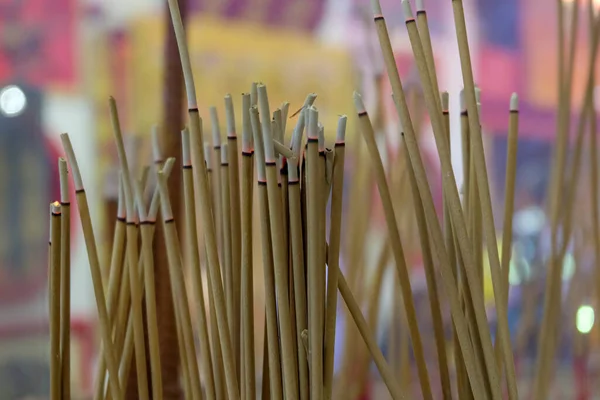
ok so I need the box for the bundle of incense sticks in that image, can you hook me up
[45,0,600,398]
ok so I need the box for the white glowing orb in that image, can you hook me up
[576,305,595,334]
[0,85,27,117]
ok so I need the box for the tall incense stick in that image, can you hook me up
[49,202,62,400]
[58,159,71,400]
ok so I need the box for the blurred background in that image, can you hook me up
[0,0,598,398]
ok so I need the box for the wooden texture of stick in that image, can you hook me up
[225,94,243,376]
[60,134,122,400]
[156,171,203,399]
[495,94,519,370]
[323,116,347,400]
[258,85,299,400]
[221,142,234,343]
[50,202,62,400]
[109,98,150,400]
[240,93,256,400]
[58,159,71,400]
[352,92,433,398]
[210,106,224,262]
[251,105,283,400]
[181,129,216,399]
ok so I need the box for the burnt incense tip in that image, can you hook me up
[209,106,222,147]
[441,91,449,111]
[221,143,229,164]
[459,88,466,111]
[151,124,163,163]
[51,201,61,215]
[58,157,69,204]
[401,0,414,20]
[181,128,191,166]
[353,91,367,114]
[475,86,481,102]
[416,0,425,11]
[510,92,519,111]
[204,142,213,170]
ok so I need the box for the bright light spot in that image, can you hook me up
[513,207,545,236]
[562,253,576,281]
[0,85,27,117]
[576,305,595,334]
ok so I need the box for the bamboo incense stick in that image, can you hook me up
[58,159,71,400]
[225,94,243,376]
[305,106,325,400]
[50,201,62,400]
[181,129,216,399]
[287,156,309,400]
[60,133,122,400]
[210,106,224,262]
[156,170,203,399]
[323,115,347,400]
[251,105,283,400]
[495,94,519,370]
[399,1,513,396]
[415,0,441,105]
[274,140,295,159]
[290,94,318,158]
[220,142,235,345]
[352,92,433,399]
[109,98,150,400]
[258,84,299,400]
[240,93,256,400]
[204,143,227,400]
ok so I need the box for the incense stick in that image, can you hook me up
[210,106,224,263]
[156,170,203,399]
[258,84,300,400]
[60,133,122,400]
[181,129,216,399]
[251,105,283,400]
[225,94,243,376]
[220,142,235,347]
[49,202,62,400]
[58,159,71,400]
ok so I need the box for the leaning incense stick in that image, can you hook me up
[290,94,318,158]
[220,142,234,342]
[415,0,440,105]
[251,105,283,400]
[274,140,295,159]
[155,170,203,399]
[352,93,433,399]
[495,94,519,370]
[109,98,150,400]
[168,0,240,386]
[258,84,299,400]
[225,94,243,375]
[287,156,309,400]
[182,128,216,400]
[306,106,325,400]
[60,133,122,400]
[50,202,62,400]
[240,93,256,400]
[58,159,71,400]
[323,115,347,400]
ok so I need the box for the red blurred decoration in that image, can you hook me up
[0,0,76,87]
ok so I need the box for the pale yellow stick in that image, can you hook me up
[250,105,283,400]
[156,171,203,399]
[495,94,519,370]
[182,129,216,399]
[58,159,71,400]
[60,134,122,400]
[50,202,62,400]
[287,156,309,400]
[210,107,224,266]
[240,93,256,400]
[323,116,347,400]
[221,143,234,345]
[258,85,299,400]
[415,0,441,105]
[225,94,243,376]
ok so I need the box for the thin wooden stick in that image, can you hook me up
[50,202,62,400]
[58,159,71,400]
[258,84,299,400]
[109,98,150,400]
[204,143,227,400]
[415,0,441,104]
[240,93,256,400]
[156,170,203,399]
[306,106,325,400]
[182,128,217,399]
[495,94,519,370]
[225,94,243,376]
[323,116,347,400]
[287,156,309,400]
[210,106,224,262]
[400,1,511,396]
[60,133,122,400]
[220,142,235,342]
[250,105,283,400]
[352,91,433,398]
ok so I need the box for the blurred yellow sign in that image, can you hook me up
[127,15,355,140]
